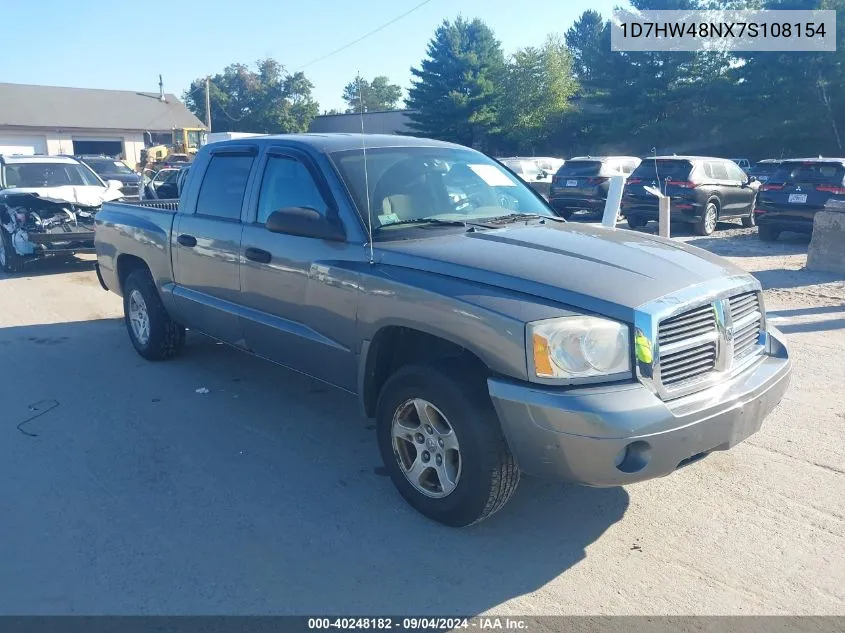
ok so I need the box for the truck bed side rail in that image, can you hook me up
[113,199,180,211]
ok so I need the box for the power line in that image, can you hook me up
[296,0,435,71]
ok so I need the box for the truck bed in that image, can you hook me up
[94,199,180,295]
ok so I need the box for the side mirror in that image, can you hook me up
[265,206,346,241]
[107,179,123,190]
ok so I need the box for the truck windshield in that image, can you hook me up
[330,147,554,231]
[3,162,104,188]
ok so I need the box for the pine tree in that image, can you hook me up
[406,17,505,149]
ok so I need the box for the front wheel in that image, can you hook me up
[0,227,25,273]
[695,201,718,236]
[627,216,648,229]
[122,268,185,361]
[376,364,520,527]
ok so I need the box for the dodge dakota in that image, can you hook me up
[94,134,792,527]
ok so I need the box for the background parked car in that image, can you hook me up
[622,156,759,235]
[732,158,752,170]
[141,167,181,200]
[75,155,141,200]
[499,157,553,199]
[748,159,784,184]
[754,157,845,241]
[548,156,641,219]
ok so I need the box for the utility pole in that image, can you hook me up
[204,76,212,133]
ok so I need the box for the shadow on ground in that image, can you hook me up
[0,255,95,280]
[0,318,629,615]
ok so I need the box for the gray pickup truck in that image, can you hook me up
[94,134,792,527]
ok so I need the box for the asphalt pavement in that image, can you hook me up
[1,242,843,615]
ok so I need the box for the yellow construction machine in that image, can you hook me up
[140,127,207,171]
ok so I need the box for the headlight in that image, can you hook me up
[528,316,631,383]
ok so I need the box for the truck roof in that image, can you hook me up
[207,133,466,153]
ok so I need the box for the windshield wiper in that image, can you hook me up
[375,218,466,231]
[481,213,562,225]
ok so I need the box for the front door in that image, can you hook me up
[724,160,756,217]
[171,148,257,345]
[238,148,364,392]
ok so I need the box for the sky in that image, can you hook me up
[0,0,621,115]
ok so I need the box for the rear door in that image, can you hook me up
[171,144,258,345]
[237,146,364,391]
[761,161,845,218]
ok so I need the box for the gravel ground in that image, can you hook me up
[0,225,843,616]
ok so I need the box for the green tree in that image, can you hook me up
[406,17,505,149]
[498,35,578,153]
[342,75,403,113]
[184,58,319,134]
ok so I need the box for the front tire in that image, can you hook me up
[627,216,648,229]
[0,227,25,273]
[122,268,185,361]
[376,363,520,527]
[695,201,719,236]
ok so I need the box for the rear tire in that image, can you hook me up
[376,363,520,527]
[122,268,185,361]
[758,225,780,242]
[627,216,648,229]
[0,227,25,273]
[695,201,719,236]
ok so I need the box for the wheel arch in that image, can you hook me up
[360,325,490,418]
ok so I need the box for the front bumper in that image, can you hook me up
[488,327,791,485]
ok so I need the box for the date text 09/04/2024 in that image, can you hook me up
[307,617,529,630]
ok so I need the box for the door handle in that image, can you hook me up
[245,246,272,264]
[177,234,197,247]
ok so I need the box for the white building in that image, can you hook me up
[0,82,205,167]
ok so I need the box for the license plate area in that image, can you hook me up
[566,179,578,187]
[788,193,807,203]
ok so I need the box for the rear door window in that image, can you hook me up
[195,154,255,220]
[557,160,602,177]
[710,162,729,180]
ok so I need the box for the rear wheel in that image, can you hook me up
[695,201,719,236]
[627,216,648,229]
[376,363,520,527]
[0,227,24,273]
[122,268,185,360]
[758,225,780,242]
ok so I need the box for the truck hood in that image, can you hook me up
[0,185,123,207]
[375,222,751,319]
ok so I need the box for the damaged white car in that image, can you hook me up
[0,155,124,272]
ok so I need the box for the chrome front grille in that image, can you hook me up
[657,304,718,386]
[650,288,766,398]
[729,291,764,361]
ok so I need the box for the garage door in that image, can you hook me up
[72,137,124,158]
[0,134,47,156]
